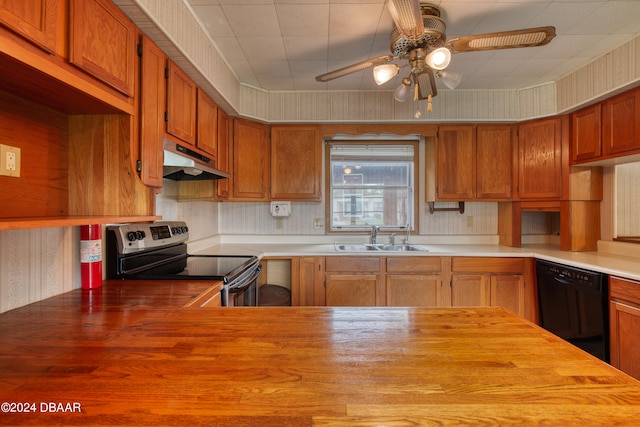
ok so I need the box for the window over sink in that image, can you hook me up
[327,140,418,233]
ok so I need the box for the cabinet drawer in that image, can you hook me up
[452,257,524,273]
[387,257,442,273]
[610,276,640,305]
[325,257,381,272]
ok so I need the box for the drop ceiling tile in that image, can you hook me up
[277,4,329,37]
[329,2,386,36]
[283,36,329,61]
[190,5,233,37]
[213,36,246,61]
[237,36,287,61]
[221,4,280,36]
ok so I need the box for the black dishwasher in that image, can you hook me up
[536,260,609,362]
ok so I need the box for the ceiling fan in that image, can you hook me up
[315,0,556,103]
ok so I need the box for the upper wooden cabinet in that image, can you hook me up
[137,34,165,189]
[166,60,197,145]
[0,0,60,53]
[69,0,136,97]
[434,124,513,201]
[571,103,601,163]
[476,124,514,200]
[436,125,476,200]
[602,87,640,157]
[196,89,218,157]
[231,118,270,201]
[570,87,640,165]
[216,108,231,200]
[270,126,322,201]
[517,117,563,199]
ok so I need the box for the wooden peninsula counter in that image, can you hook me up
[1,284,640,426]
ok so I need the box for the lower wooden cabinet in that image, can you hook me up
[184,283,223,308]
[609,276,640,380]
[325,257,384,306]
[309,256,533,319]
[450,257,529,319]
[386,257,445,306]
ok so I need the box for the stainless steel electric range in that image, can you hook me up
[105,221,262,306]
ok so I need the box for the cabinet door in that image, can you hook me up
[490,274,525,317]
[517,117,563,199]
[271,126,322,201]
[610,301,640,380]
[451,274,490,307]
[386,274,441,306]
[476,125,513,199]
[69,0,136,96]
[166,60,197,145]
[325,273,379,306]
[571,103,601,163]
[138,35,165,188]
[602,88,640,157]
[0,0,59,52]
[216,108,231,200]
[436,125,476,200]
[196,89,218,157]
[609,276,640,380]
[232,118,270,201]
[298,256,325,306]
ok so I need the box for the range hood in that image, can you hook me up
[162,139,229,181]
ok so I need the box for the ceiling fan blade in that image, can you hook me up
[413,69,437,100]
[387,0,424,38]
[446,26,556,53]
[316,55,394,82]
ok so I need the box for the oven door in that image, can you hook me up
[223,264,263,307]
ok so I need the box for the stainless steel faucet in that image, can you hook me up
[370,225,380,244]
[389,233,396,245]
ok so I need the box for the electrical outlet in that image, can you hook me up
[270,201,291,217]
[0,144,21,177]
[466,215,474,228]
[314,218,324,230]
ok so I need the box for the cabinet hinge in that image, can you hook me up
[136,160,142,172]
[164,111,168,122]
[137,43,142,57]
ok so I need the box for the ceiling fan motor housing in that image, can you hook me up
[390,12,446,56]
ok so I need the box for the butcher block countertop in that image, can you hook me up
[2,285,640,426]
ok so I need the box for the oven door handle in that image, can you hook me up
[228,265,262,294]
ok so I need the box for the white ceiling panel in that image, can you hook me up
[186,0,640,93]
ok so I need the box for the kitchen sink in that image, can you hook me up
[334,244,379,251]
[375,244,428,252]
[334,243,428,252]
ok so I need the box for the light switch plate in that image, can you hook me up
[270,201,291,217]
[0,144,21,177]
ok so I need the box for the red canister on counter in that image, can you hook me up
[80,224,102,289]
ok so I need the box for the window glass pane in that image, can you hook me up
[329,143,415,231]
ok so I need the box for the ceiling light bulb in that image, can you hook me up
[425,47,452,70]
[436,70,463,89]
[393,77,412,102]
[373,64,400,85]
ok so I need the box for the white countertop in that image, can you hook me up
[189,237,640,282]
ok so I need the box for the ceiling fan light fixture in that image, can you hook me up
[425,47,451,70]
[393,77,413,102]
[373,64,400,85]
[436,70,463,89]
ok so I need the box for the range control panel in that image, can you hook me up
[107,221,189,254]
